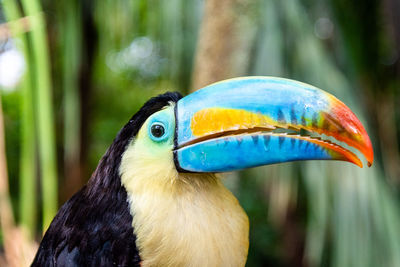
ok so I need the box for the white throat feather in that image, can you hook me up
[119,112,249,267]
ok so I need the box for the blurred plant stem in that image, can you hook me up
[3,0,37,239]
[0,93,37,266]
[17,39,37,239]
[375,93,400,183]
[191,0,256,90]
[61,0,83,201]
[0,93,15,265]
[19,0,58,231]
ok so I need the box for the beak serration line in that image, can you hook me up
[185,107,370,167]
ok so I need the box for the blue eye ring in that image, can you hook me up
[149,122,168,142]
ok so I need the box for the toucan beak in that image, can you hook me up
[173,77,373,172]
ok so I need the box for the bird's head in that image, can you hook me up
[118,77,373,193]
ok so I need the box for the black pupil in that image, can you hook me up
[151,124,165,138]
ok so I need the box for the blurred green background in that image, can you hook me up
[0,0,399,266]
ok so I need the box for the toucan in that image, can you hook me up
[32,77,373,267]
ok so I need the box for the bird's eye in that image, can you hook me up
[147,110,172,142]
[150,123,166,140]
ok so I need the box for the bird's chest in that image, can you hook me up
[127,185,249,267]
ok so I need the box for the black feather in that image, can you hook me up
[32,92,183,267]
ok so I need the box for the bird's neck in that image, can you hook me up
[120,157,249,266]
